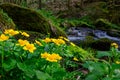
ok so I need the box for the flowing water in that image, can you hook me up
[67,27,120,45]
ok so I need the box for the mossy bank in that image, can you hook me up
[0,3,67,38]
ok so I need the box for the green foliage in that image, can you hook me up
[1,27,120,80]
[95,18,120,30]
[0,29,92,80]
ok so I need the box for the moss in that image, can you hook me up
[81,37,113,51]
[91,38,113,51]
[0,8,15,31]
[0,3,67,37]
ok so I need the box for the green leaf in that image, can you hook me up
[3,59,16,71]
[85,74,98,80]
[17,62,35,78]
[96,51,112,58]
[112,63,120,70]
[17,62,27,71]
[102,77,112,80]
[35,70,52,80]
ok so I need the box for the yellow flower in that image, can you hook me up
[59,36,69,42]
[18,39,29,46]
[63,37,70,42]
[21,32,30,37]
[43,38,51,43]
[35,40,43,46]
[41,52,62,62]
[73,57,79,61]
[59,36,64,39]
[111,43,118,48]
[46,53,62,62]
[70,42,76,46]
[46,55,58,62]
[4,29,19,36]
[23,43,36,53]
[41,52,50,58]
[0,34,9,41]
[52,39,65,45]
[51,53,62,60]
[116,61,120,64]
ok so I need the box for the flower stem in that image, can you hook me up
[1,42,4,79]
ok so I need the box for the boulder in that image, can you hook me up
[91,38,113,51]
[0,3,67,37]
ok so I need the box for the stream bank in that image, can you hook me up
[66,27,120,50]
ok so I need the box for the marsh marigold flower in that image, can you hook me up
[41,52,50,58]
[73,57,79,61]
[41,52,62,62]
[116,61,120,64]
[43,38,51,43]
[46,53,62,62]
[111,43,118,48]
[59,36,69,42]
[4,29,19,36]
[0,34,9,41]
[70,42,76,46]
[23,43,36,53]
[21,32,29,37]
[63,37,69,42]
[52,39,65,45]
[18,39,29,46]
[51,53,62,60]
[35,40,43,46]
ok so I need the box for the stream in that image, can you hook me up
[66,27,120,48]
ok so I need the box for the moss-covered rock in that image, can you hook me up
[0,8,15,31]
[91,38,113,51]
[0,3,67,37]
[81,37,113,51]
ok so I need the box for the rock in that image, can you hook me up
[0,8,15,31]
[91,38,113,51]
[0,3,67,37]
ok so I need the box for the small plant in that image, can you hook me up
[82,42,120,80]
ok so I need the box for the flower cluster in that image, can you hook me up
[73,57,79,61]
[41,52,62,62]
[43,37,65,45]
[0,29,20,41]
[17,39,36,53]
[116,61,120,64]
[111,43,118,48]
[0,34,9,41]
[4,29,19,36]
